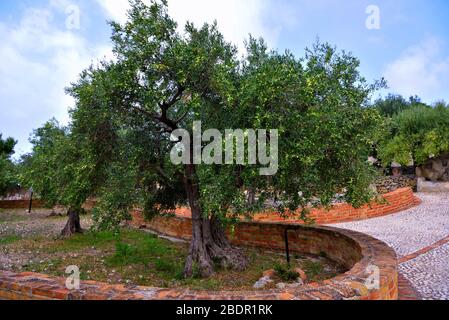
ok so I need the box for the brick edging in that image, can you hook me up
[0,222,398,300]
[398,273,422,300]
[0,200,46,209]
[395,235,449,301]
[0,189,420,226]
[399,234,449,264]
[165,188,421,225]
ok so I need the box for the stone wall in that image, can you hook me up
[417,178,449,193]
[416,154,449,182]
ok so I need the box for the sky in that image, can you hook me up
[1,0,449,156]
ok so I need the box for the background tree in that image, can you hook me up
[0,134,18,195]
[65,0,384,277]
[378,101,449,167]
[19,116,113,237]
[374,94,427,117]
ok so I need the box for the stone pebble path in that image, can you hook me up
[332,193,449,300]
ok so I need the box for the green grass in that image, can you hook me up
[0,235,22,245]
[105,232,185,280]
[44,231,119,253]
[302,260,324,279]
[274,263,300,282]
[22,258,63,273]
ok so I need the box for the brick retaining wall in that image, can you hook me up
[0,217,398,300]
[0,188,420,225]
[128,213,397,300]
[0,199,97,211]
[0,189,406,300]
[296,187,420,224]
[158,187,420,225]
[0,200,46,209]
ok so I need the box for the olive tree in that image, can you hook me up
[19,116,113,237]
[66,0,383,277]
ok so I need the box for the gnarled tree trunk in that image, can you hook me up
[60,207,83,237]
[183,164,248,278]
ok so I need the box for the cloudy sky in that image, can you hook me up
[1,0,449,155]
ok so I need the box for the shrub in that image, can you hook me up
[378,101,449,166]
[274,263,300,282]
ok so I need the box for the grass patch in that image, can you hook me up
[0,235,21,245]
[44,231,118,253]
[22,259,63,273]
[302,260,325,279]
[274,263,300,282]
[105,232,185,281]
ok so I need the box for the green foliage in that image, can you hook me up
[0,134,17,156]
[274,263,300,282]
[0,156,17,195]
[0,134,18,195]
[232,39,385,211]
[18,120,67,207]
[45,231,118,253]
[11,0,385,236]
[302,260,324,278]
[18,113,113,212]
[0,235,21,245]
[374,94,427,117]
[378,101,449,166]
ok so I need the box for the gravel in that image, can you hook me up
[0,209,92,271]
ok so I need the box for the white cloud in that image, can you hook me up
[383,38,449,103]
[1,0,279,155]
[95,0,130,24]
[95,0,278,51]
[0,4,110,155]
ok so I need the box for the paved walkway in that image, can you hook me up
[332,193,449,300]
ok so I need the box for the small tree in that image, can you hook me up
[66,0,384,277]
[19,117,112,237]
[0,134,18,195]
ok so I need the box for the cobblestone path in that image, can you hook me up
[332,193,449,300]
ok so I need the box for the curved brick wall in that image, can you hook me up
[0,190,406,300]
[282,187,421,225]
[0,220,398,300]
[156,187,420,225]
[132,213,398,300]
[0,188,420,225]
[0,200,45,209]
